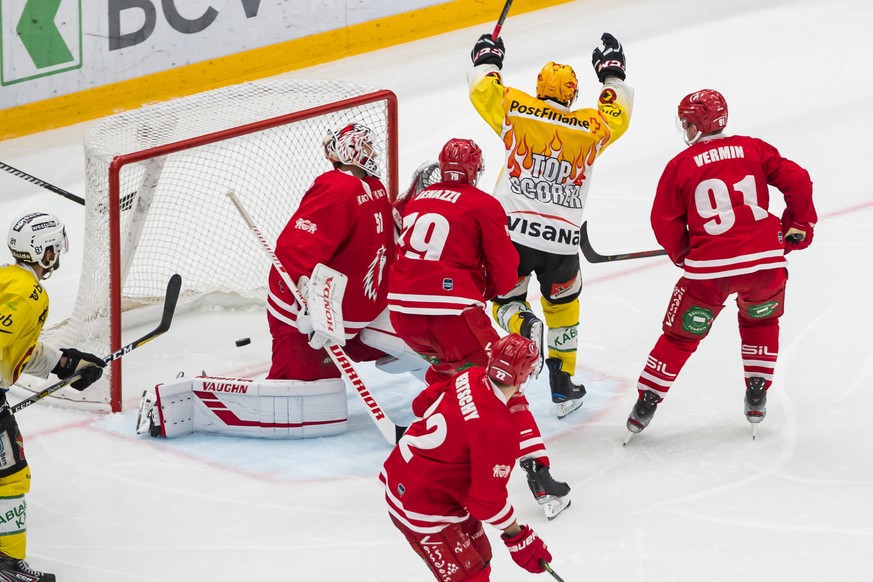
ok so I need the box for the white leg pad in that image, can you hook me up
[360,308,427,375]
[146,376,348,439]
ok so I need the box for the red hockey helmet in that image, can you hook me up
[677,89,728,135]
[438,138,485,186]
[487,334,540,387]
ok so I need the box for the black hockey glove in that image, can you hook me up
[52,348,106,391]
[591,32,626,82]
[471,33,505,69]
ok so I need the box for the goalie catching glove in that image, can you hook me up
[294,263,347,350]
[51,348,106,390]
[393,160,440,230]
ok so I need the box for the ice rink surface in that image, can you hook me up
[1,0,871,580]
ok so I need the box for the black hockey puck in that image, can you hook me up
[235,338,251,347]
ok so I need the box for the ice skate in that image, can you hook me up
[520,459,571,520]
[626,390,662,435]
[0,555,56,582]
[546,358,585,418]
[745,377,767,440]
[517,312,544,377]
[744,377,767,423]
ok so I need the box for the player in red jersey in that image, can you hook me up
[626,89,816,438]
[381,334,554,581]
[389,138,571,519]
[267,123,404,381]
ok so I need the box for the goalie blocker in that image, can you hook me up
[137,376,348,439]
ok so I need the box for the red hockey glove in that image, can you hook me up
[502,525,551,574]
[781,209,814,253]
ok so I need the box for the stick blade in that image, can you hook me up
[157,274,182,332]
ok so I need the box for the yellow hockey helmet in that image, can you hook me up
[536,62,578,107]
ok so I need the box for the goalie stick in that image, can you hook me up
[226,190,406,445]
[11,273,182,413]
[579,222,667,263]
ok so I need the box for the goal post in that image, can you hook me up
[40,79,398,412]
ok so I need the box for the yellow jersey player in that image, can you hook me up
[1,212,106,581]
[468,32,634,418]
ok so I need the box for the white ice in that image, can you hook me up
[1,0,871,580]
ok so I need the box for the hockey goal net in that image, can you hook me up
[39,78,398,412]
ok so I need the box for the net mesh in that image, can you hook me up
[40,78,395,407]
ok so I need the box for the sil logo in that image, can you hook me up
[1,0,82,86]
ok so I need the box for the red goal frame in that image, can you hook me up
[103,90,398,411]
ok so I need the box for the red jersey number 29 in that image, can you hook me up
[400,212,450,261]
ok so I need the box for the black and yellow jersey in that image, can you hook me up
[0,263,54,389]
[468,63,633,255]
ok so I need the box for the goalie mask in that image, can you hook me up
[486,334,539,388]
[438,138,485,186]
[323,123,381,177]
[677,89,728,145]
[7,212,68,277]
[536,62,578,107]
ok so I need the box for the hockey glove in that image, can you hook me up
[783,222,814,253]
[502,525,551,574]
[781,209,814,253]
[471,33,505,69]
[52,348,106,391]
[591,32,626,82]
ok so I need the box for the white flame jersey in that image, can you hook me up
[468,63,634,255]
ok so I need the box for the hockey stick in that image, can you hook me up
[0,160,138,210]
[492,0,514,39]
[579,222,667,263]
[11,273,182,413]
[0,161,85,206]
[540,560,567,582]
[226,190,405,445]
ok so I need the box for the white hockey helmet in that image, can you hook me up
[323,123,381,177]
[7,212,68,274]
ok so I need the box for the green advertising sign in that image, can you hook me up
[1,0,82,86]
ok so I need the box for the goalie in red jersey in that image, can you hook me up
[381,334,554,582]
[389,138,571,520]
[626,89,817,439]
[267,123,423,383]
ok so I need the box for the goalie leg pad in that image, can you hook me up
[360,308,427,375]
[142,376,348,439]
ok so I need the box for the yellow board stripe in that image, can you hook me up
[1,0,571,140]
